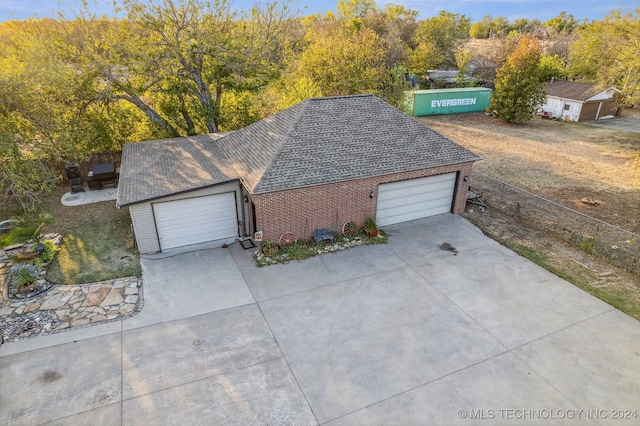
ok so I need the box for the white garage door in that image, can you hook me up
[153,193,238,251]
[376,173,457,227]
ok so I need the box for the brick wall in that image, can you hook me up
[249,162,474,242]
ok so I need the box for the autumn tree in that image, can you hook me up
[0,19,128,212]
[409,11,470,71]
[294,19,386,96]
[568,8,640,105]
[545,11,579,36]
[490,35,545,123]
[61,0,297,136]
[538,53,567,81]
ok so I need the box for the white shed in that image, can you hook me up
[539,80,621,122]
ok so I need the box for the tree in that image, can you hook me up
[362,4,418,67]
[469,15,510,39]
[490,35,545,123]
[62,0,297,136]
[538,53,567,81]
[410,11,470,71]
[294,21,386,96]
[568,8,640,106]
[545,11,578,35]
[0,19,125,212]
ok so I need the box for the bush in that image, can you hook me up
[10,264,39,292]
[37,239,58,264]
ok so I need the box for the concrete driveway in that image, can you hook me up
[2,215,640,425]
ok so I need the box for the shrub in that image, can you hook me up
[10,264,39,292]
[37,239,58,264]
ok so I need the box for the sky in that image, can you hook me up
[0,0,637,23]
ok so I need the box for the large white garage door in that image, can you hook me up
[153,193,238,251]
[376,173,457,227]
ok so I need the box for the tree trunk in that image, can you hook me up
[118,94,180,137]
[190,69,219,133]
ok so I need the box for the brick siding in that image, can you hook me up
[249,163,474,242]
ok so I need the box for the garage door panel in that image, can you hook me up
[153,193,238,251]
[378,193,454,216]
[376,173,456,227]
[377,187,454,209]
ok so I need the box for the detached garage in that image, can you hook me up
[152,193,237,251]
[117,95,481,254]
[540,80,621,122]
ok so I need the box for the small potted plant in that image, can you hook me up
[261,240,278,256]
[362,215,378,238]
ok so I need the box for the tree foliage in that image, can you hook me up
[568,8,640,105]
[490,35,545,123]
[410,11,470,71]
[1,1,638,212]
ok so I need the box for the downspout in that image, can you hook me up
[238,182,248,238]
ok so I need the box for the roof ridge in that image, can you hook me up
[307,93,373,101]
[249,99,313,192]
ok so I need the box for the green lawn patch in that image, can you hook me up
[44,197,140,284]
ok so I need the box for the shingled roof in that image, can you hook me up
[544,80,604,102]
[117,94,481,207]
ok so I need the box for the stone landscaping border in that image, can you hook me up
[0,276,143,344]
[1,242,143,344]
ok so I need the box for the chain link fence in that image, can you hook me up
[471,172,640,275]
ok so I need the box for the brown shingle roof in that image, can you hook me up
[116,134,234,207]
[544,80,600,102]
[117,95,481,206]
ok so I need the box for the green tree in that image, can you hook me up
[410,11,470,71]
[538,54,567,81]
[294,21,386,96]
[569,8,640,105]
[362,3,417,67]
[490,35,545,123]
[545,11,578,35]
[469,15,510,39]
[63,0,296,136]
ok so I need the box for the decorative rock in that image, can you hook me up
[1,274,142,344]
[71,318,90,327]
[24,302,40,313]
[100,288,124,307]
[83,287,110,307]
[54,322,70,331]
[119,304,135,316]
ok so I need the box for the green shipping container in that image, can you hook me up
[404,88,492,116]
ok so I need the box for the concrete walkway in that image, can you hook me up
[1,215,639,425]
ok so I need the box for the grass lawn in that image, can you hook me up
[41,187,141,284]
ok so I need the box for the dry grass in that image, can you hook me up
[420,112,640,232]
[39,187,140,284]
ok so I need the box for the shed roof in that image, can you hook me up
[544,80,616,102]
[117,94,481,207]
